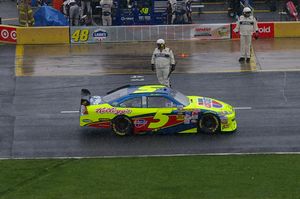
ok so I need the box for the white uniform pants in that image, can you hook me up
[240,34,252,58]
[156,67,170,87]
[102,15,112,26]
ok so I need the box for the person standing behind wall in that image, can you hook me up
[18,0,35,26]
[151,39,176,87]
[69,0,80,26]
[100,0,113,26]
[168,0,177,24]
[185,0,192,23]
[81,0,92,17]
[233,7,259,63]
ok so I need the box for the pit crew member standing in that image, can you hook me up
[81,0,92,18]
[69,0,80,26]
[168,0,177,24]
[233,7,259,63]
[151,39,176,87]
[100,0,113,26]
[185,0,192,23]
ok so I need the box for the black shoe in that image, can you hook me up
[246,58,251,63]
[238,57,245,62]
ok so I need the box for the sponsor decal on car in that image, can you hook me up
[176,114,184,120]
[134,119,148,128]
[192,109,200,119]
[220,116,228,124]
[212,100,223,108]
[198,98,223,108]
[96,108,132,115]
[184,112,192,124]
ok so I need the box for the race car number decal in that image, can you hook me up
[72,29,89,42]
[148,109,172,129]
[134,85,165,93]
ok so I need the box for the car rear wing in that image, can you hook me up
[81,89,91,106]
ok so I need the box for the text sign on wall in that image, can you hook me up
[231,22,274,39]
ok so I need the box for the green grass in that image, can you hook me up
[1,155,300,199]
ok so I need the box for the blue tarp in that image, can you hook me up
[34,6,68,26]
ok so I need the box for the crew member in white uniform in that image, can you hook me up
[100,0,113,26]
[151,39,176,87]
[234,7,259,63]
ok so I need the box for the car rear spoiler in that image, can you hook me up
[81,89,91,105]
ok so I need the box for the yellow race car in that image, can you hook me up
[80,85,237,136]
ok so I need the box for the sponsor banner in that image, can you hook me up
[70,24,232,43]
[231,22,274,39]
[0,25,17,43]
[70,26,109,43]
[192,24,231,40]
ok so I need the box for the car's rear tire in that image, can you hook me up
[111,116,133,136]
[198,113,220,134]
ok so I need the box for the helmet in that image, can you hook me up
[68,0,76,4]
[156,39,165,45]
[243,7,251,13]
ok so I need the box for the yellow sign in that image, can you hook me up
[72,29,90,42]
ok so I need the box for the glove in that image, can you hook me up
[151,64,155,71]
[171,64,175,72]
[254,31,259,40]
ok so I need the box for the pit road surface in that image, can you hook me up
[1,39,300,158]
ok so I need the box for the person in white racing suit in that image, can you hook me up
[233,7,259,63]
[151,39,176,87]
[100,0,113,26]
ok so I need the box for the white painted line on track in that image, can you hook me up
[1,152,300,160]
[61,111,79,114]
[234,107,252,110]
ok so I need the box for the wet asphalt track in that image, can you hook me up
[1,40,300,158]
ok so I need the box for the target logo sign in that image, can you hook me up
[0,25,17,43]
[1,29,9,39]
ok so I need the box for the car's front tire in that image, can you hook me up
[111,116,133,136]
[198,113,220,134]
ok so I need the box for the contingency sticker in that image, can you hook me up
[198,98,223,108]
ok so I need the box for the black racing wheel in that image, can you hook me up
[198,113,220,134]
[111,116,133,136]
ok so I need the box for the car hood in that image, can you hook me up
[185,96,233,113]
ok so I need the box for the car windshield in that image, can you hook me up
[170,89,190,106]
[102,88,129,102]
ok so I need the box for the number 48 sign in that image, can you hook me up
[71,29,90,43]
[70,27,109,43]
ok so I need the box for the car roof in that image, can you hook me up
[107,84,171,96]
[131,85,171,95]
